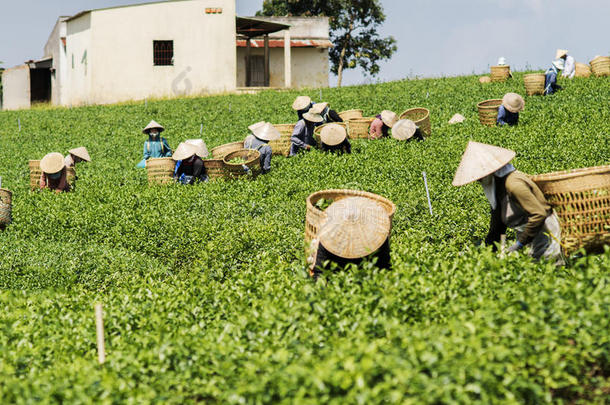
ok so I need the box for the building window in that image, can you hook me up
[153,41,174,66]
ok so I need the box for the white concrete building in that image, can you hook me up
[2,0,331,110]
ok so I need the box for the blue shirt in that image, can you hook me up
[136,136,172,168]
[497,105,519,126]
[244,134,273,172]
[289,120,317,156]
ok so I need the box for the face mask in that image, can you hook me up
[49,172,62,180]
[149,131,159,138]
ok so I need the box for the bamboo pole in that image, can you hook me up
[95,303,106,364]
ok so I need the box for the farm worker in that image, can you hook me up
[64,147,91,168]
[309,102,343,125]
[369,110,398,140]
[311,197,391,278]
[556,49,575,79]
[289,110,322,156]
[392,119,424,141]
[172,139,208,184]
[244,121,281,174]
[292,95,313,121]
[136,120,172,168]
[496,57,513,78]
[452,141,563,264]
[544,59,564,95]
[39,152,71,193]
[320,123,351,154]
[497,93,525,126]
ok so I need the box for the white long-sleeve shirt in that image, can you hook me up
[562,55,575,79]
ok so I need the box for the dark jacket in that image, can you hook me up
[321,138,352,154]
[313,239,391,278]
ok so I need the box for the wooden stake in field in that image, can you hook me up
[94,303,106,364]
[18,118,21,132]
[422,171,433,215]
[144,97,147,107]
[200,124,203,135]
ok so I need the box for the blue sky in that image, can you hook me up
[1,0,609,86]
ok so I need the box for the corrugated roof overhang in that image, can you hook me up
[236,17,290,38]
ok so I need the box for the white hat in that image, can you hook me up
[248,121,266,133]
[452,141,516,186]
[320,123,347,146]
[310,102,329,115]
[252,122,282,141]
[68,146,91,162]
[497,57,507,66]
[185,139,209,158]
[448,114,466,124]
[502,93,525,113]
[143,120,164,134]
[552,59,565,70]
[292,96,312,111]
[380,110,398,128]
[303,111,324,123]
[172,142,198,161]
[391,119,417,140]
[479,76,491,83]
[40,152,65,174]
[555,49,568,59]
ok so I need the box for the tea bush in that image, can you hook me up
[0,73,609,403]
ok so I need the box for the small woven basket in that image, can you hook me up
[524,73,546,96]
[29,160,76,190]
[338,109,363,121]
[476,99,502,127]
[210,141,244,159]
[305,189,396,246]
[223,149,261,179]
[268,124,295,156]
[490,65,511,82]
[399,107,431,136]
[203,159,227,180]
[314,122,348,144]
[590,56,610,77]
[347,117,375,139]
[531,165,610,255]
[146,157,175,185]
[0,188,12,227]
[574,63,592,78]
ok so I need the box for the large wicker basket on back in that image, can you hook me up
[223,149,261,179]
[490,65,511,82]
[314,122,348,144]
[575,63,592,78]
[531,165,610,255]
[590,56,610,77]
[347,117,375,139]
[29,160,76,191]
[0,188,12,227]
[524,73,546,96]
[305,189,396,245]
[338,109,363,121]
[399,108,431,136]
[476,99,502,127]
[146,157,175,185]
[268,124,295,156]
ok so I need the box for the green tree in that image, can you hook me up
[257,0,397,87]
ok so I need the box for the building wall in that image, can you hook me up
[237,47,329,88]
[85,0,236,105]
[65,13,92,106]
[1,65,30,110]
[44,18,68,106]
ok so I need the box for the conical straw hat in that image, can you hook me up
[310,102,328,115]
[391,119,417,140]
[319,196,391,259]
[40,152,65,174]
[143,120,165,134]
[68,146,91,162]
[555,49,568,59]
[320,123,346,146]
[448,113,466,124]
[172,142,198,161]
[292,95,311,111]
[479,76,491,83]
[502,93,525,113]
[248,121,266,133]
[380,110,398,128]
[252,122,281,141]
[452,141,516,186]
[303,111,323,123]
[185,139,209,158]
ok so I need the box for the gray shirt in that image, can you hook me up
[289,120,317,156]
[244,134,272,172]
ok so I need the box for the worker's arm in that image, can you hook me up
[508,179,549,245]
[290,121,309,150]
[497,106,508,126]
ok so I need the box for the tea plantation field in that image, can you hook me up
[1,73,609,403]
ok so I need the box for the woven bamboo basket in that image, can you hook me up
[146,157,175,185]
[574,63,592,78]
[223,149,261,179]
[203,159,227,180]
[0,188,12,227]
[479,76,491,84]
[476,99,502,127]
[210,141,244,159]
[29,160,76,191]
[305,189,396,246]
[531,165,610,255]
[590,56,610,77]
[524,73,546,96]
[490,65,511,82]
[338,109,363,121]
[314,122,348,144]
[399,107,431,136]
[268,124,295,157]
[347,117,375,139]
